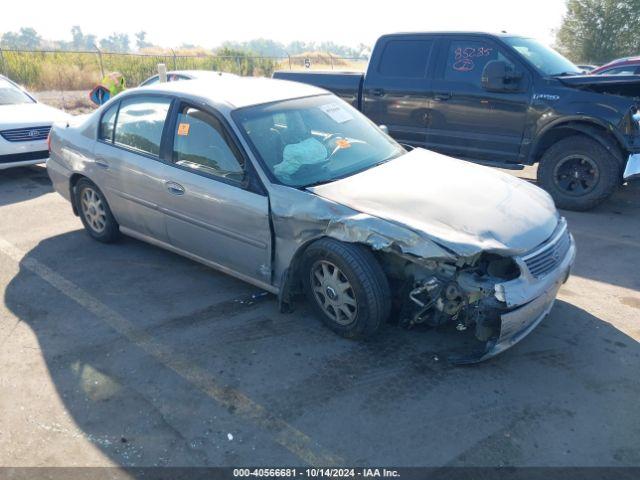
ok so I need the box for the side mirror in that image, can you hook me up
[379,124,389,135]
[482,60,521,92]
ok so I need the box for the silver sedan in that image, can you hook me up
[47,77,575,363]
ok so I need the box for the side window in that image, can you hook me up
[172,106,244,182]
[114,97,171,156]
[444,41,513,85]
[99,102,118,143]
[140,76,159,86]
[378,40,432,78]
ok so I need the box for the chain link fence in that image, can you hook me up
[0,48,367,113]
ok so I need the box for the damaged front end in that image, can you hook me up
[379,219,576,364]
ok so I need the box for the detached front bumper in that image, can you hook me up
[624,153,640,180]
[453,224,576,365]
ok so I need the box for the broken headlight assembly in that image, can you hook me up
[397,253,520,343]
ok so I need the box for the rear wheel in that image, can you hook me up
[537,135,620,211]
[75,178,120,243]
[302,238,391,339]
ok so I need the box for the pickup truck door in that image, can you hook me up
[362,37,435,148]
[427,38,531,163]
[159,102,272,285]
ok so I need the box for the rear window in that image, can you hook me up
[378,40,432,78]
[114,96,171,156]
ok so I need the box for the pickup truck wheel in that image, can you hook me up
[302,238,391,339]
[537,135,619,211]
[75,178,120,243]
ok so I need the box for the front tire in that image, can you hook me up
[75,178,120,243]
[302,238,391,339]
[537,135,620,211]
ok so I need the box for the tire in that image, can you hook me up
[537,135,620,211]
[302,238,391,339]
[75,178,120,243]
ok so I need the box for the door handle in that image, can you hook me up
[165,181,185,195]
[434,92,452,101]
[370,88,385,97]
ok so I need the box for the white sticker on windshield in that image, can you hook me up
[319,103,353,123]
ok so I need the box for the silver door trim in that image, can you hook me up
[120,226,278,294]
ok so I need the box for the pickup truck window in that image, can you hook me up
[234,95,404,188]
[378,40,432,78]
[444,41,511,84]
[502,36,581,76]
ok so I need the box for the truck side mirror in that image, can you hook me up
[482,60,520,92]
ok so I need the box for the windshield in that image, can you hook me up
[233,95,405,188]
[0,78,34,105]
[503,36,581,76]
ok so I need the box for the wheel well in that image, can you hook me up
[278,236,392,313]
[532,122,625,166]
[68,173,86,216]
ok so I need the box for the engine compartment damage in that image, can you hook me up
[267,157,574,364]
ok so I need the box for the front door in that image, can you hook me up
[427,38,531,163]
[161,103,272,284]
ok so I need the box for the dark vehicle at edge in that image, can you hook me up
[274,32,640,211]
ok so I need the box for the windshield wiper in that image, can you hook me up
[552,71,582,77]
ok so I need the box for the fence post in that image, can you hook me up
[329,53,334,70]
[170,49,177,70]
[94,44,105,77]
[287,52,291,70]
[0,47,5,75]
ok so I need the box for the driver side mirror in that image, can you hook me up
[379,124,389,135]
[482,60,522,92]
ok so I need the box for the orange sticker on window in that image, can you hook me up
[336,139,351,149]
[177,123,190,136]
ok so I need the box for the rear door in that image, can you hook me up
[362,36,435,147]
[427,37,531,163]
[93,95,172,241]
[160,102,272,284]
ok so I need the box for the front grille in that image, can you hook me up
[523,224,572,279]
[0,125,51,142]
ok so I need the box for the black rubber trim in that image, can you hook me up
[0,150,49,164]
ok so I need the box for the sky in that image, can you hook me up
[2,0,567,49]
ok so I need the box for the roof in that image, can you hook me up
[378,31,518,39]
[135,76,327,109]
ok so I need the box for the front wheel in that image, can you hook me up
[302,238,391,339]
[537,135,620,211]
[75,178,120,243]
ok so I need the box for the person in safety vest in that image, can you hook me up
[89,72,126,105]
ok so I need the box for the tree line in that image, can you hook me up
[0,26,369,58]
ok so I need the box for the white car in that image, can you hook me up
[139,70,236,87]
[0,75,70,170]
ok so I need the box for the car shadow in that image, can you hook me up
[0,165,52,207]
[4,230,640,467]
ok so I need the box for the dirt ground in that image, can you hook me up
[34,90,96,115]
[0,164,639,468]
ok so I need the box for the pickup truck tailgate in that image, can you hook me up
[273,71,364,108]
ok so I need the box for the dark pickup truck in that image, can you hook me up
[274,32,640,210]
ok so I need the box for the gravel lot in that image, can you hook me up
[0,164,639,468]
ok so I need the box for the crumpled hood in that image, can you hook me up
[308,148,559,257]
[558,74,640,98]
[0,103,70,129]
